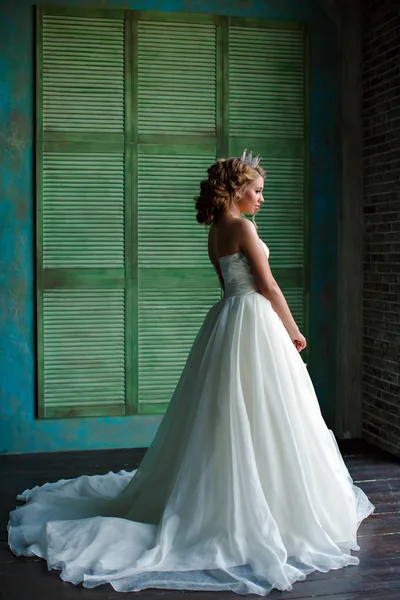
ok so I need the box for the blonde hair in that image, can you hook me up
[195,158,265,226]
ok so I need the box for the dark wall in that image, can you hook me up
[362,0,400,455]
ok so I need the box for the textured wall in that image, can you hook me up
[317,0,365,439]
[0,0,338,454]
[336,0,364,440]
[362,0,400,456]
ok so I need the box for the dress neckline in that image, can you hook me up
[218,240,268,264]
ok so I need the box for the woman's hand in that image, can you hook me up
[291,331,307,352]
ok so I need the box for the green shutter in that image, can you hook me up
[134,15,222,414]
[37,10,309,418]
[136,20,218,136]
[227,20,309,345]
[36,8,130,418]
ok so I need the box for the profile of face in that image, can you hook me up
[236,176,265,215]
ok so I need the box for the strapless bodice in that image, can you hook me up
[219,241,270,298]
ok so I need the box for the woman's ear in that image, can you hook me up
[234,186,242,200]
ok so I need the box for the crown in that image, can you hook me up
[240,149,261,168]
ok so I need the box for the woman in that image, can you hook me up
[8,152,374,596]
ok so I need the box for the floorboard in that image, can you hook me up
[0,440,399,600]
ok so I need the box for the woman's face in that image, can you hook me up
[237,176,264,215]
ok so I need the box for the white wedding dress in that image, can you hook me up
[8,240,374,596]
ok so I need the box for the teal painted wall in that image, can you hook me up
[0,0,338,454]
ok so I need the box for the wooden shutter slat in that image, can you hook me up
[228,22,308,355]
[43,289,126,418]
[42,151,124,268]
[280,288,305,333]
[135,16,220,414]
[257,157,304,269]
[229,27,304,139]
[42,15,124,134]
[37,9,128,418]
[137,21,217,135]
[138,288,221,409]
[138,154,215,268]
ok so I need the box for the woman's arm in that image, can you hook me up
[236,219,305,346]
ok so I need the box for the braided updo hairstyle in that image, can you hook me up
[195,157,265,226]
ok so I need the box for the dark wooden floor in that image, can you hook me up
[1,440,400,600]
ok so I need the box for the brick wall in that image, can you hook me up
[362,0,400,455]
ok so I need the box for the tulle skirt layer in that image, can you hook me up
[8,292,374,595]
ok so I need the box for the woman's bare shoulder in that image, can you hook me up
[234,217,258,242]
[218,216,255,234]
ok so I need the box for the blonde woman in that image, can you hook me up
[9,152,374,596]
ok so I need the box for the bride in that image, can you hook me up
[8,152,374,596]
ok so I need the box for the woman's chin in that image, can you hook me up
[243,207,258,216]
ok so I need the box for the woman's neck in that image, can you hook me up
[226,206,242,219]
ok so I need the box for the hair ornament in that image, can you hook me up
[240,149,261,168]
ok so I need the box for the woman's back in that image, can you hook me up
[208,216,244,261]
[219,239,271,299]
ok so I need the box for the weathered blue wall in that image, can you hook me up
[0,0,338,454]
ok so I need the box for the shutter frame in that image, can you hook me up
[36,6,130,418]
[133,12,223,415]
[36,9,311,417]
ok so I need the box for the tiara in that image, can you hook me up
[240,149,261,168]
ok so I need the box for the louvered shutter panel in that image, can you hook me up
[37,10,310,419]
[37,8,129,417]
[134,16,221,414]
[228,22,308,337]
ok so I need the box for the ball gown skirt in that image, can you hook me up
[8,242,374,595]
